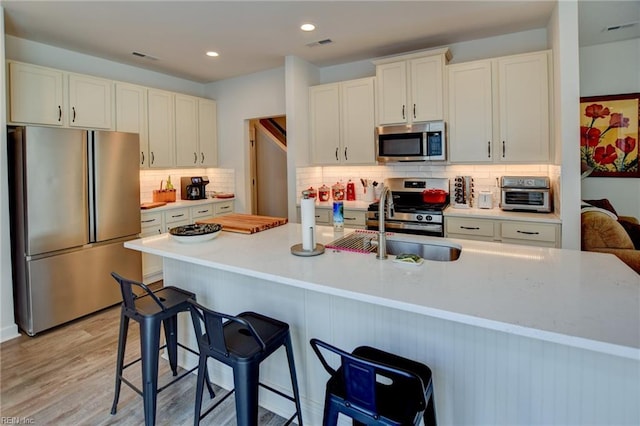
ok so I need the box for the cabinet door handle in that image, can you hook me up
[487,141,491,158]
[344,216,357,221]
[201,152,205,163]
[219,205,230,210]
[335,147,339,161]
[141,219,156,223]
[413,103,416,119]
[502,140,506,158]
[344,147,348,161]
[141,151,145,165]
[171,213,185,218]
[58,105,62,122]
[517,230,540,235]
[197,209,210,214]
[151,152,155,165]
[402,105,405,120]
[72,107,76,123]
[460,226,480,230]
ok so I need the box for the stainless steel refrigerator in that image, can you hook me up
[8,126,142,336]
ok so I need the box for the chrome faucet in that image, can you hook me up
[376,185,394,259]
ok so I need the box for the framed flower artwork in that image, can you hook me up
[580,93,639,177]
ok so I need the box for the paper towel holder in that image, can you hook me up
[291,190,325,256]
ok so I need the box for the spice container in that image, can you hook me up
[346,180,356,201]
[318,185,330,202]
[332,182,345,201]
[306,186,317,199]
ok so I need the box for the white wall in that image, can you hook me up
[579,38,640,218]
[1,7,20,342]
[205,67,286,214]
[548,0,582,249]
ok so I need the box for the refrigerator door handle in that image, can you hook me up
[87,132,97,242]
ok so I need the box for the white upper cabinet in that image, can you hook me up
[68,73,113,129]
[310,77,375,165]
[8,61,113,129]
[448,60,494,163]
[374,48,450,125]
[198,99,218,167]
[147,89,175,168]
[497,52,550,162]
[9,61,65,126]
[174,94,199,167]
[448,50,551,164]
[115,82,148,167]
[175,95,218,167]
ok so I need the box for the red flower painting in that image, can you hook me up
[580,93,639,177]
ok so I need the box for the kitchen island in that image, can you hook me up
[125,225,640,425]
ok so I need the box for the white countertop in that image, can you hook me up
[444,206,561,223]
[140,197,234,213]
[125,224,639,359]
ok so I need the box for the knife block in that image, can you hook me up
[153,189,176,202]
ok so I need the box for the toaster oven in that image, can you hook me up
[500,176,552,212]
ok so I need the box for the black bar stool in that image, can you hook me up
[188,298,303,426]
[110,272,214,426]
[310,338,436,426]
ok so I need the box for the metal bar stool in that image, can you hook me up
[110,272,214,426]
[310,338,436,426]
[188,298,303,426]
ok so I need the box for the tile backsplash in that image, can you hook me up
[139,168,235,202]
[296,163,553,203]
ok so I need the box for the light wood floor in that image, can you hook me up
[0,296,289,425]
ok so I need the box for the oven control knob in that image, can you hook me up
[416,215,423,221]
[425,215,432,222]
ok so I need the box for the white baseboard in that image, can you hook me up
[0,323,20,343]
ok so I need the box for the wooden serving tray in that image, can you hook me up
[197,213,287,234]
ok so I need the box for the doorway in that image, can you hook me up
[249,116,287,217]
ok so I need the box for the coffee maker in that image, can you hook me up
[180,176,209,200]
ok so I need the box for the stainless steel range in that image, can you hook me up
[366,177,449,237]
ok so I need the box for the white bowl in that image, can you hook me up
[169,223,222,243]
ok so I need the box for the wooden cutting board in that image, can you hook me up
[196,213,288,234]
[140,201,167,209]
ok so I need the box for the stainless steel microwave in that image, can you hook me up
[375,121,446,163]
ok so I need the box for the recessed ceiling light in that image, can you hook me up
[206,51,219,57]
[300,23,316,32]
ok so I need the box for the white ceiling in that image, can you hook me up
[1,1,638,84]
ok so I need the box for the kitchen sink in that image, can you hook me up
[383,239,461,262]
[326,231,461,261]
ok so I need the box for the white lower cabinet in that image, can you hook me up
[140,212,163,283]
[296,206,366,229]
[446,215,561,247]
[214,201,234,216]
[140,201,234,283]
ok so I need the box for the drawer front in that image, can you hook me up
[191,204,214,219]
[140,225,162,237]
[165,208,189,224]
[315,208,331,225]
[165,218,190,233]
[141,212,162,229]
[214,201,234,216]
[446,217,494,237]
[501,221,557,243]
[343,209,366,227]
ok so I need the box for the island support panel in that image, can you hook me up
[164,258,640,425]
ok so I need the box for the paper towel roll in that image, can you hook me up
[301,197,316,251]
